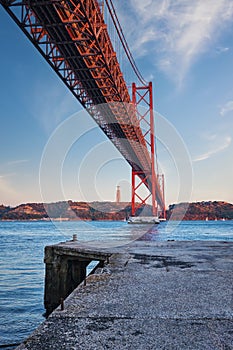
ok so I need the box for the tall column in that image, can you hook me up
[44,246,90,316]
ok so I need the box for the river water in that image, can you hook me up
[0,220,233,348]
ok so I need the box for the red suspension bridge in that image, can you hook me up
[1,0,166,219]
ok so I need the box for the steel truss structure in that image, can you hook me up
[132,83,165,217]
[1,0,165,216]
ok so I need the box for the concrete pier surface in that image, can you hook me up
[17,240,233,350]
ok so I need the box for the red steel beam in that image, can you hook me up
[0,0,151,172]
[131,82,165,216]
[1,0,165,213]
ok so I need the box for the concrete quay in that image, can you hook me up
[17,240,233,350]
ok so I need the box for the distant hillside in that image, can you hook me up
[0,200,232,221]
[167,201,233,220]
[0,201,152,221]
[0,204,10,217]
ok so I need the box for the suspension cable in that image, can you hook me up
[105,0,159,173]
[105,0,147,86]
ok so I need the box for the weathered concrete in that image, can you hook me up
[44,243,107,315]
[17,240,233,349]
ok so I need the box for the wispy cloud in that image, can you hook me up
[0,173,16,179]
[119,0,233,84]
[220,100,233,116]
[216,46,230,54]
[200,132,217,142]
[7,159,29,166]
[193,135,231,162]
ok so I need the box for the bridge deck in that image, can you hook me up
[1,1,149,167]
[17,240,233,349]
[1,0,165,209]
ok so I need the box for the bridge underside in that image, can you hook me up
[1,0,165,215]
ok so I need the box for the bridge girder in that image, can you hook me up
[0,0,165,214]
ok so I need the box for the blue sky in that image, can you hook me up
[0,0,233,207]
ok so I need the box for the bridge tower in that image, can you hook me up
[131,82,159,217]
[116,186,121,204]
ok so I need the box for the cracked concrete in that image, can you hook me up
[17,241,233,349]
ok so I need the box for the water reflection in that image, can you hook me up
[137,224,159,241]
